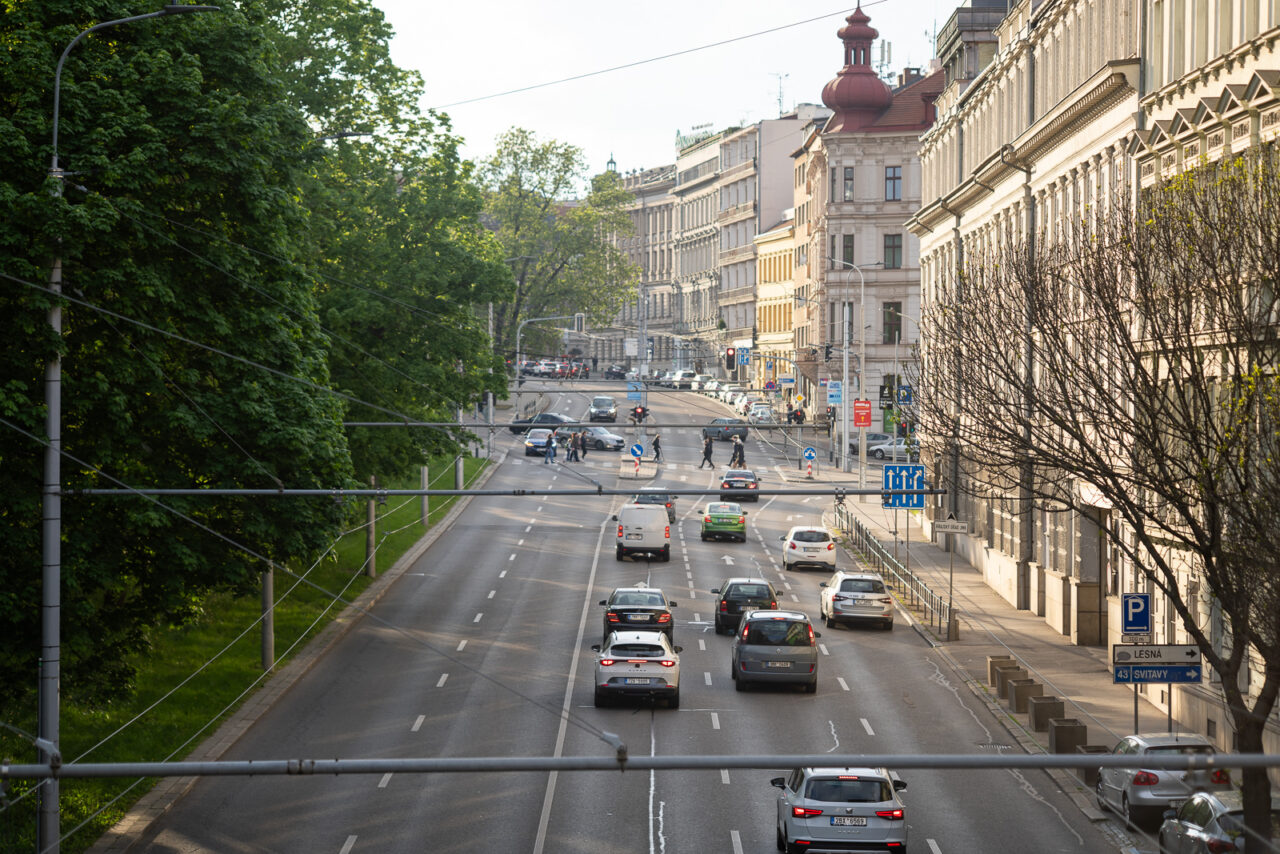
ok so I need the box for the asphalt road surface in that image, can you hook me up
[131,380,1130,853]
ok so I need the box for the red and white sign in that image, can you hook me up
[853,399,872,428]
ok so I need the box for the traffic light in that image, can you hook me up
[725,347,736,371]
[824,343,833,361]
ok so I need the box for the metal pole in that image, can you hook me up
[858,265,867,491]
[947,542,955,641]
[421,465,429,526]
[366,476,376,578]
[261,564,274,671]
[841,302,851,472]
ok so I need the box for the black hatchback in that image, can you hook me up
[719,469,760,502]
[600,587,678,642]
[711,578,780,634]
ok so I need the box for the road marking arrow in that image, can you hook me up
[721,555,735,565]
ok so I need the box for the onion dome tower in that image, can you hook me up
[821,5,893,133]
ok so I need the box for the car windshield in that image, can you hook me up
[841,578,886,594]
[804,778,892,803]
[743,620,809,646]
[587,427,611,436]
[793,530,830,543]
[608,643,664,657]
[591,397,613,407]
[727,584,772,600]
[614,592,666,607]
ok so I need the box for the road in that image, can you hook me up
[131,380,1131,853]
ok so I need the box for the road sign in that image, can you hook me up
[897,385,913,405]
[934,519,968,534]
[780,377,795,385]
[826,380,843,405]
[882,464,926,509]
[737,347,751,366]
[802,446,817,461]
[627,381,643,402]
[764,380,777,390]
[794,393,805,405]
[1112,644,1201,665]
[853,399,872,427]
[630,444,644,458]
[766,360,773,369]
[1121,593,1152,634]
[1113,665,1202,684]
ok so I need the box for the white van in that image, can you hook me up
[613,503,671,561]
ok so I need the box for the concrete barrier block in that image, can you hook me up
[1027,696,1065,732]
[1006,678,1043,713]
[1048,718,1087,754]
[1075,745,1111,786]
[987,655,1015,686]
[994,665,1027,699]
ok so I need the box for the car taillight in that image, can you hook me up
[664,525,670,539]
[719,601,728,612]
[769,600,778,608]
[792,806,823,818]
[606,611,619,623]
[660,660,676,667]
[1206,840,1237,854]
[875,808,905,820]
[738,516,745,523]
[704,516,712,523]
[826,542,834,550]
[789,541,797,550]
[1132,771,1159,786]
[807,624,816,645]
[1210,769,1230,784]
[722,482,730,488]
[748,482,757,488]
[658,613,671,623]
[617,525,623,537]
[600,658,616,666]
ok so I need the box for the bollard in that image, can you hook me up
[987,655,1014,685]
[1006,678,1043,713]
[1048,718,1088,754]
[1075,744,1111,786]
[1028,696,1065,732]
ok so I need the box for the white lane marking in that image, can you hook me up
[537,505,543,512]
[837,677,850,692]
[473,613,483,623]
[803,496,812,502]
[783,582,792,590]
[339,836,357,854]
[693,613,701,622]
[787,515,794,521]
[698,639,706,651]
[529,517,537,524]
[518,539,525,546]
[525,525,532,532]
[680,474,687,481]
[456,640,467,652]
[487,590,496,599]
[378,772,392,788]
[704,671,712,685]
[710,712,721,730]
[819,643,829,656]
[411,714,425,732]
[499,570,507,579]
[730,829,744,854]
[436,673,448,688]
[508,553,516,561]
[721,769,731,785]
[790,593,799,602]
[862,718,875,736]
[927,840,943,854]
[827,720,840,753]
[688,588,696,599]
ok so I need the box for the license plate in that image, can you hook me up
[830,816,867,826]
[625,533,642,540]
[624,677,650,685]
[626,614,650,621]
[765,661,791,668]
[804,547,819,553]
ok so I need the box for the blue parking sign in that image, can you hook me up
[1122,593,1152,634]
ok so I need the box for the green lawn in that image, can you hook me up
[0,456,488,853]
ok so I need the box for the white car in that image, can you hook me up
[719,384,743,403]
[819,571,894,630]
[781,526,838,571]
[691,374,714,390]
[591,630,682,708]
[701,379,721,393]
[866,438,918,461]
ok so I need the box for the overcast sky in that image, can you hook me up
[376,0,944,181]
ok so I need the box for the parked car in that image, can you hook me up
[630,489,677,522]
[591,630,682,708]
[731,609,820,692]
[720,469,760,502]
[583,426,625,450]
[700,501,746,542]
[509,411,574,434]
[1158,790,1280,854]
[819,571,893,629]
[867,438,918,461]
[849,432,894,454]
[781,526,838,571]
[718,384,744,403]
[703,417,749,441]
[1095,732,1232,828]
[603,364,627,379]
[771,767,908,853]
[701,379,721,394]
[587,395,617,422]
[673,369,698,388]
[599,586,678,642]
[711,578,780,634]
[692,374,715,390]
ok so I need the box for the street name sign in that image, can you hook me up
[933,518,968,534]
[1112,644,1200,665]
[1113,665,1202,684]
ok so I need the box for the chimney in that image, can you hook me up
[898,66,922,87]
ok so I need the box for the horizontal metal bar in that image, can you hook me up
[6,752,1278,780]
[344,422,817,429]
[69,488,948,497]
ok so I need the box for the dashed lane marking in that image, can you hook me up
[456,640,467,652]
[704,671,712,686]
[436,673,448,687]
[378,773,392,789]
[862,718,875,736]
[473,613,483,623]
[411,715,425,732]
[710,712,720,730]
[837,677,850,691]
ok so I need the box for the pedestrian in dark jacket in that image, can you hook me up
[699,435,714,469]
[566,430,579,462]
[579,431,589,460]
[652,433,662,463]
[730,435,745,467]
[544,430,556,463]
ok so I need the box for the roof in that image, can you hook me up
[804,766,891,778]
[743,609,809,621]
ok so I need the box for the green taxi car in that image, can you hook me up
[700,502,747,542]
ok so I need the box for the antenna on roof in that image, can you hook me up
[770,72,790,117]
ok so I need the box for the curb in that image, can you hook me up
[88,454,506,853]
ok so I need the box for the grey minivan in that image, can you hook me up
[731,609,820,693]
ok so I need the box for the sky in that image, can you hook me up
[376,0,945,181]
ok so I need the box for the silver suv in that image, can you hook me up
[771,766,908,852]
[731,609,820,693]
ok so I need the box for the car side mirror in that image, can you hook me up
[598,599,607,606]
[669,602,678,608]
[610,515,618,521]
[778,535,785,541]
[770,777,785,788]
[590,644,601,652]
[892,777,907,792]
[813,631,822,639]
[710,588,720,595]
[819,582,828,588]
[674,646,683,653]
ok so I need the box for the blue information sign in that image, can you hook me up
[1113,665,1202,684]
[737,347,750,366]
[1121,593,1152,634]
[630,444,644,458]
[802,447,817,461]
[882,464,926,509]
[627,381,643,402]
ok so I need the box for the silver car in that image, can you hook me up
[591,631,682,709]
[1095,732,1232,827]
[819,571,894,630]
[771,766,908,852]
[1158,790,1280,853]
[731,609,820,693]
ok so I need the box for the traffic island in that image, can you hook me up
[620,459,658,480]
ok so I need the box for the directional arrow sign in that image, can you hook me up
[720,555,735,565]
[1112,644,1201,665]
[1113,664,1202,684]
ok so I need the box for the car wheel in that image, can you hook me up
[783,561,792,571]
[701,533,709,541]
[804,679,817,694]
[1122,794,1142,829]
[1094,779,1108,813]
[883,620,894,630]
[873,449,885,459]
[668,689,680,710]
[595,440,606,450]
[786,840,805,854]
[825,611,837,629]
[615,546,625,560]
[661,546,670,562]
[734,675,746,691]
[594,688,610,708]
[1157,831,1170,854]
[776,825,786,852]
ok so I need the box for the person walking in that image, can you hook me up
[566,430,579,462]
[698,435,714,469]
[579,430,589,461]
[652,433,662,463]
[729,434,745,467]
[544,429,556,464]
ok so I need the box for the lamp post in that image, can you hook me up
[43,7,220,850]
[828,258,881,482]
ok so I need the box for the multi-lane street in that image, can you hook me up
[132,380,1126,853]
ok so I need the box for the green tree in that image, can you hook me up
[482,128,637,361]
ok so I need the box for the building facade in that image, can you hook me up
[672,132,724,372]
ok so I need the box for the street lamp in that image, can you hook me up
[42,6,219,850]
[828,258,882,484]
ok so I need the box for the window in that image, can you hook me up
[842,234,855,267]
[884,233,903,269]
[843,167,855,201]
[885,165,902,201]
[883,302,902,344]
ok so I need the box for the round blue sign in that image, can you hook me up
[802,446,817,460]
[630,444,644,458]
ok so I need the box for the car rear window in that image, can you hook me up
[609,644,663,657]
[793,530,831,543]
[614,592,666,606]
[706,503,736,514]
[727,584,772,600]
[1146,745,1216,756]
[743,620,810,646]
[804,778,892,803]
[841,578,885,594]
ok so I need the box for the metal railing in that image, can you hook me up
[832,504,952,638]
